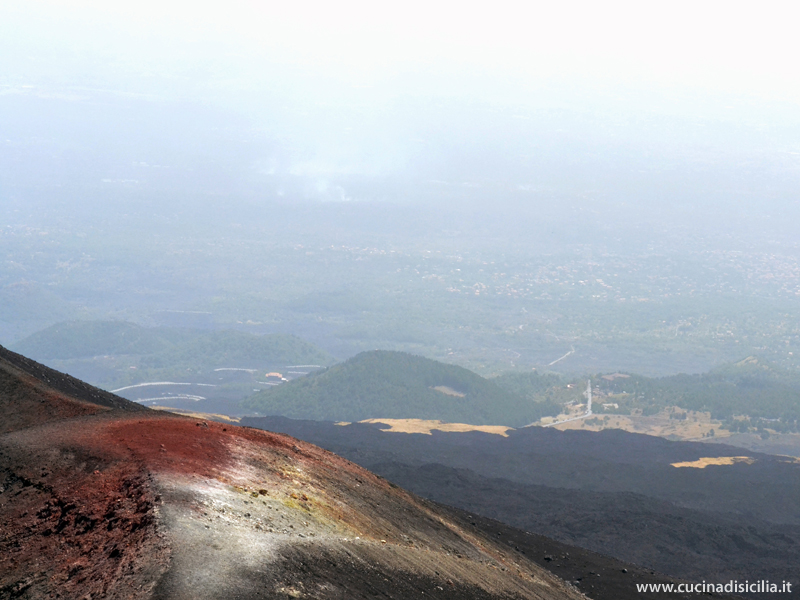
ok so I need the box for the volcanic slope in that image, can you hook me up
[242,416,800,595]
[1,345,588,600]
[0,342,145,434]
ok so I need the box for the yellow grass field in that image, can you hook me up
[547,408,731,441]
[671,456,756,468]
[354,418,513,436]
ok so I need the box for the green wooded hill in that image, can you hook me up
[13,320,174,359]
[242,350,555,426]
[593,356,800,432]
[151,330,333,371]
[11,321,335,389]
[492,371,564,398]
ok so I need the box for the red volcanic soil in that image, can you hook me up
[0,417,164,598]
[1,411,342,598]
[0,394,173,595]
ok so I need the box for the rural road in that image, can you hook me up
[547,346,575,367]
[528,380,592,428]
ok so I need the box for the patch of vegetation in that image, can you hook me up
[492,371,564,399]
[242,350,557,426]
[590,357,800,432]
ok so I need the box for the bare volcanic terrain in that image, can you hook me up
[241,416,800,598]
[0,341,145,434]
[0,345,593,600]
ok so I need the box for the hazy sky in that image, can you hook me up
[3,0,800,217]
[5,1,799,105]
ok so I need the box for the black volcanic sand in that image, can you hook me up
[378,463,797,597]
[153,543,549,600]
[242,416,800,598]
[438,504,745,600]
[240,417,800,524]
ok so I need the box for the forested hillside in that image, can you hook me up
[243,350,557,426]
[593,357,800,433]
[11,321,335,390]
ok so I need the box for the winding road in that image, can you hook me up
[547,346,575,367]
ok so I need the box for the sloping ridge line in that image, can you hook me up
[0,343,146,414]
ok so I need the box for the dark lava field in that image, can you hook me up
[243,416,800,598]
